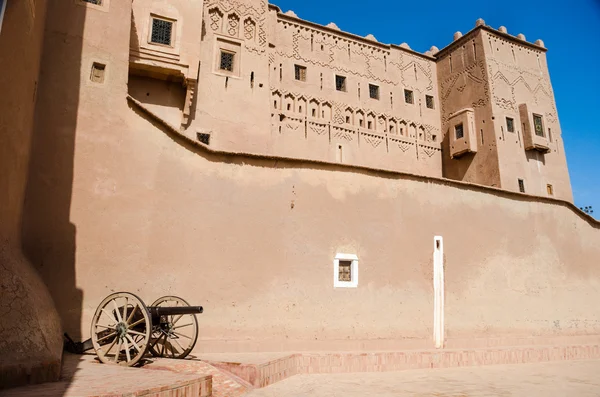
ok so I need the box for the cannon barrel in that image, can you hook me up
[149,306,203,317]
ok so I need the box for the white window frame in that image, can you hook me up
[0,0,7,35]
[333,253,358,288]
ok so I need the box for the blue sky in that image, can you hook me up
[272,0,600,217]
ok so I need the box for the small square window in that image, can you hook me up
[219,51,234,72]
[338,260,352,282]
[295,65,307,81]
[426,95,434,109]
[336,75,347,92]
[346,116,351,124]
[404,89,414,104]
[359,119,364,127]
[518,179,525,193]
[367,121,372,130]
[369,84,379,100]
[312,108,316,117]
[533,114,544,137]
[390,124,395,133]
[150,18,173,46]
[547,184,553,196]
[334,254,358,288]
[506,117,515,133]
[455,123,464,140]
[90,62,105,83]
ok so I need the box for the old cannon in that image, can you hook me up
[64,292,203,367]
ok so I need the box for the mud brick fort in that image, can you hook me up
[1,0,599,393]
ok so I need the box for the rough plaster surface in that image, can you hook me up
[0,0,63,389]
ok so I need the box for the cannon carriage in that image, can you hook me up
[65,292,203,367]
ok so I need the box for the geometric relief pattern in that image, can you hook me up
[244,17,256,41]
[333,127,354,142]
[362,134,384,149]
[309,123,327,136]
[209,7,223,31]
[227,13,240,37]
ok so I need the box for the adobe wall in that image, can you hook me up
[483,30,572,201]
[46,91,600,353]
[0,0,62,389]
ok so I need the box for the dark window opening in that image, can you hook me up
[547,184,554,196]
[506,117,515,132]
[338,260,352,282]
[294,65,307,81]
[369,84,379,100]
[455,123,464,140]
[533,114,544,137]
[425,95,434,109]
[518,179,525,193]
[404,89,414,104]
[150,18,173,46]
[219,51,234,72]
[82,0,102,4]
[336,75,347,92]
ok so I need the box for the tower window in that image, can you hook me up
[336,75,347,92]
[455,123,464,139]
[334,253,358,288]
[219,51,234,72]
[426,95,434,109]
[533,114,544,137]
[547,184,554,196]
[369,84,379,100]
[518,179,525,193]
[82,0,102,4]
[150,18,174,46]
[404,89,414,104]
[294,65,307,81]
[506,117,515,132]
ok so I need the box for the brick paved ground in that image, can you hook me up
[244,359,600,397]
[147,357,250,397]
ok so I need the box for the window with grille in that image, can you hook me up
[426,95,434,109]
[547,184,553,196]
[533,114,544,137]
[518,179,525,193]
[404,89,414,104]
[455,123,464,140]
[295,65,307,81]
[82,0,102,4]
[506,117,515,132]
[369,84,379,100]
[90,62,106,83]
[150,18,173,46]
[338,261,352,282]
[334,254,358,288]
[219,51,234,72]
[336,75,347,92]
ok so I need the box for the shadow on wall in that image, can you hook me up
[20,0,87,386]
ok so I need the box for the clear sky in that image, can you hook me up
[272,0,600,217]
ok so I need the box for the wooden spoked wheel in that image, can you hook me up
[90,292,151,366]
[149,296,199,359]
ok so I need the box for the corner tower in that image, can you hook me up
[436,20,572,201]
[191,0,272,152]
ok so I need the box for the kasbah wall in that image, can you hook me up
[1,0,599,385]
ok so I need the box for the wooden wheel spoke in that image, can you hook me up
[96,331,117,343]
[129,318,145,328]
[113,340,122,363]
[126,304,138,323]
[101,308,118,323]
[172,314,184,325]
[101,337,118,355]
[95,324,113,330]
[160,334,167,357]
[126,334,141,352]
[172,331,192,340]
[113,300,123,323]
[169,336,186,353]
[173,323,194,330]
[127,329,147,337]
[124,339,132,362]
[122,297,128,323]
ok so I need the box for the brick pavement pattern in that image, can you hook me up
[245,359,600,397]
